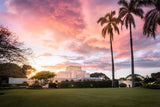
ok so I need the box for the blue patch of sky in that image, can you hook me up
[0,0,7,12]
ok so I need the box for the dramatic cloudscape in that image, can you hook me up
[0,0,160,78]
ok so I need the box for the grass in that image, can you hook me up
[0,88,160,107]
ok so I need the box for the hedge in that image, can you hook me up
[56,80,118,88]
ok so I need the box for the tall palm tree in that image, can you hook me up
[97,11,121,88]
[139,0,160,38]
[118,0,144,87]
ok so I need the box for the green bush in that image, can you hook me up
[143,83,160,89]
[119,83,127,87]
[57,80,118,88]
[49,83,57,88]
[0,83,12,87]
[16,82,28,87]
[27,85,42,89]
[135,82,143,87]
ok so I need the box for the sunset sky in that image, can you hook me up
[0,0,160,79]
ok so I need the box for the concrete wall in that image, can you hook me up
[9,77,33,84]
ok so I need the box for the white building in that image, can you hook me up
[54,66,102,82]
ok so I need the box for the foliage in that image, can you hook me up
[118,0,144,28]
[143,72,160,89]
[0,83,12,87]
[143,76,155,83]
[0,63,26,78]
[49,83,57,88]
[143,83,160,89]
[151,72,160,80]
[57,80,119,88]
[143,72,160,84]
[0,26,32,64]
[22,64,36,77]
[139,0,160,38]
[126,74,144,81]
[16,82,29,87]
[119,83,127,87]
[90,72,110,80]
[27,85,42,89]
[119,77,127,80]
[135,82,143,87]
[31,71,56,85]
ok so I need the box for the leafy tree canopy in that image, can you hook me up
[125,74,144,81]
[0,63,25,78]
[22,64,36,76]
[151,72,160,79]
[31,71,56,80]
[0,26,32,64]
[90,72,110,80]
[0,63,36,78]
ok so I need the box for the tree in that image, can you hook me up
[22,64,36,77]
[0,63,26,78]
[0,26,32,64]
[97,10,122,87]
[90,72,110,80]
[151,72,160,80]
[118,0,144,87]
[139,0,160,38]
[31,71,56,85]
[125,74,144,81]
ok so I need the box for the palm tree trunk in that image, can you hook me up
[110,35,115,88]
[129,23,135,88]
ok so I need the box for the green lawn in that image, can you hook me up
[0,88,160,107]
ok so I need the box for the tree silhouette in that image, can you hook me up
[118,0,144,87]
[139,0,160,38]
[97,11,122,88]
[0,26,32,64]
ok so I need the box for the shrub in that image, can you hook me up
[49,83,57,88]
[27,85,42,89]
[56,80,119,88]
[143,83,160,89]
[119,83,127,87]
[16,82,28,87]
[0,83,12,87]
[135,82,143,87]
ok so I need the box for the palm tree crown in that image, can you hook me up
[97,11,121,40]
[118,0,144,28]
[139,0,160,38]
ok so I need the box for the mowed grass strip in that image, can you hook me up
[0,88,160,107]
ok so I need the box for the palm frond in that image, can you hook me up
[97,17,108,26]
[111,11,116,18]
[102,24,109,38]
[112,23,120,34]
[119,7,128,19]
[118,0,128,8]
[132,8,144,18]
[97,17,105,24]
[138,0,154,6]
[143,9,159,38]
